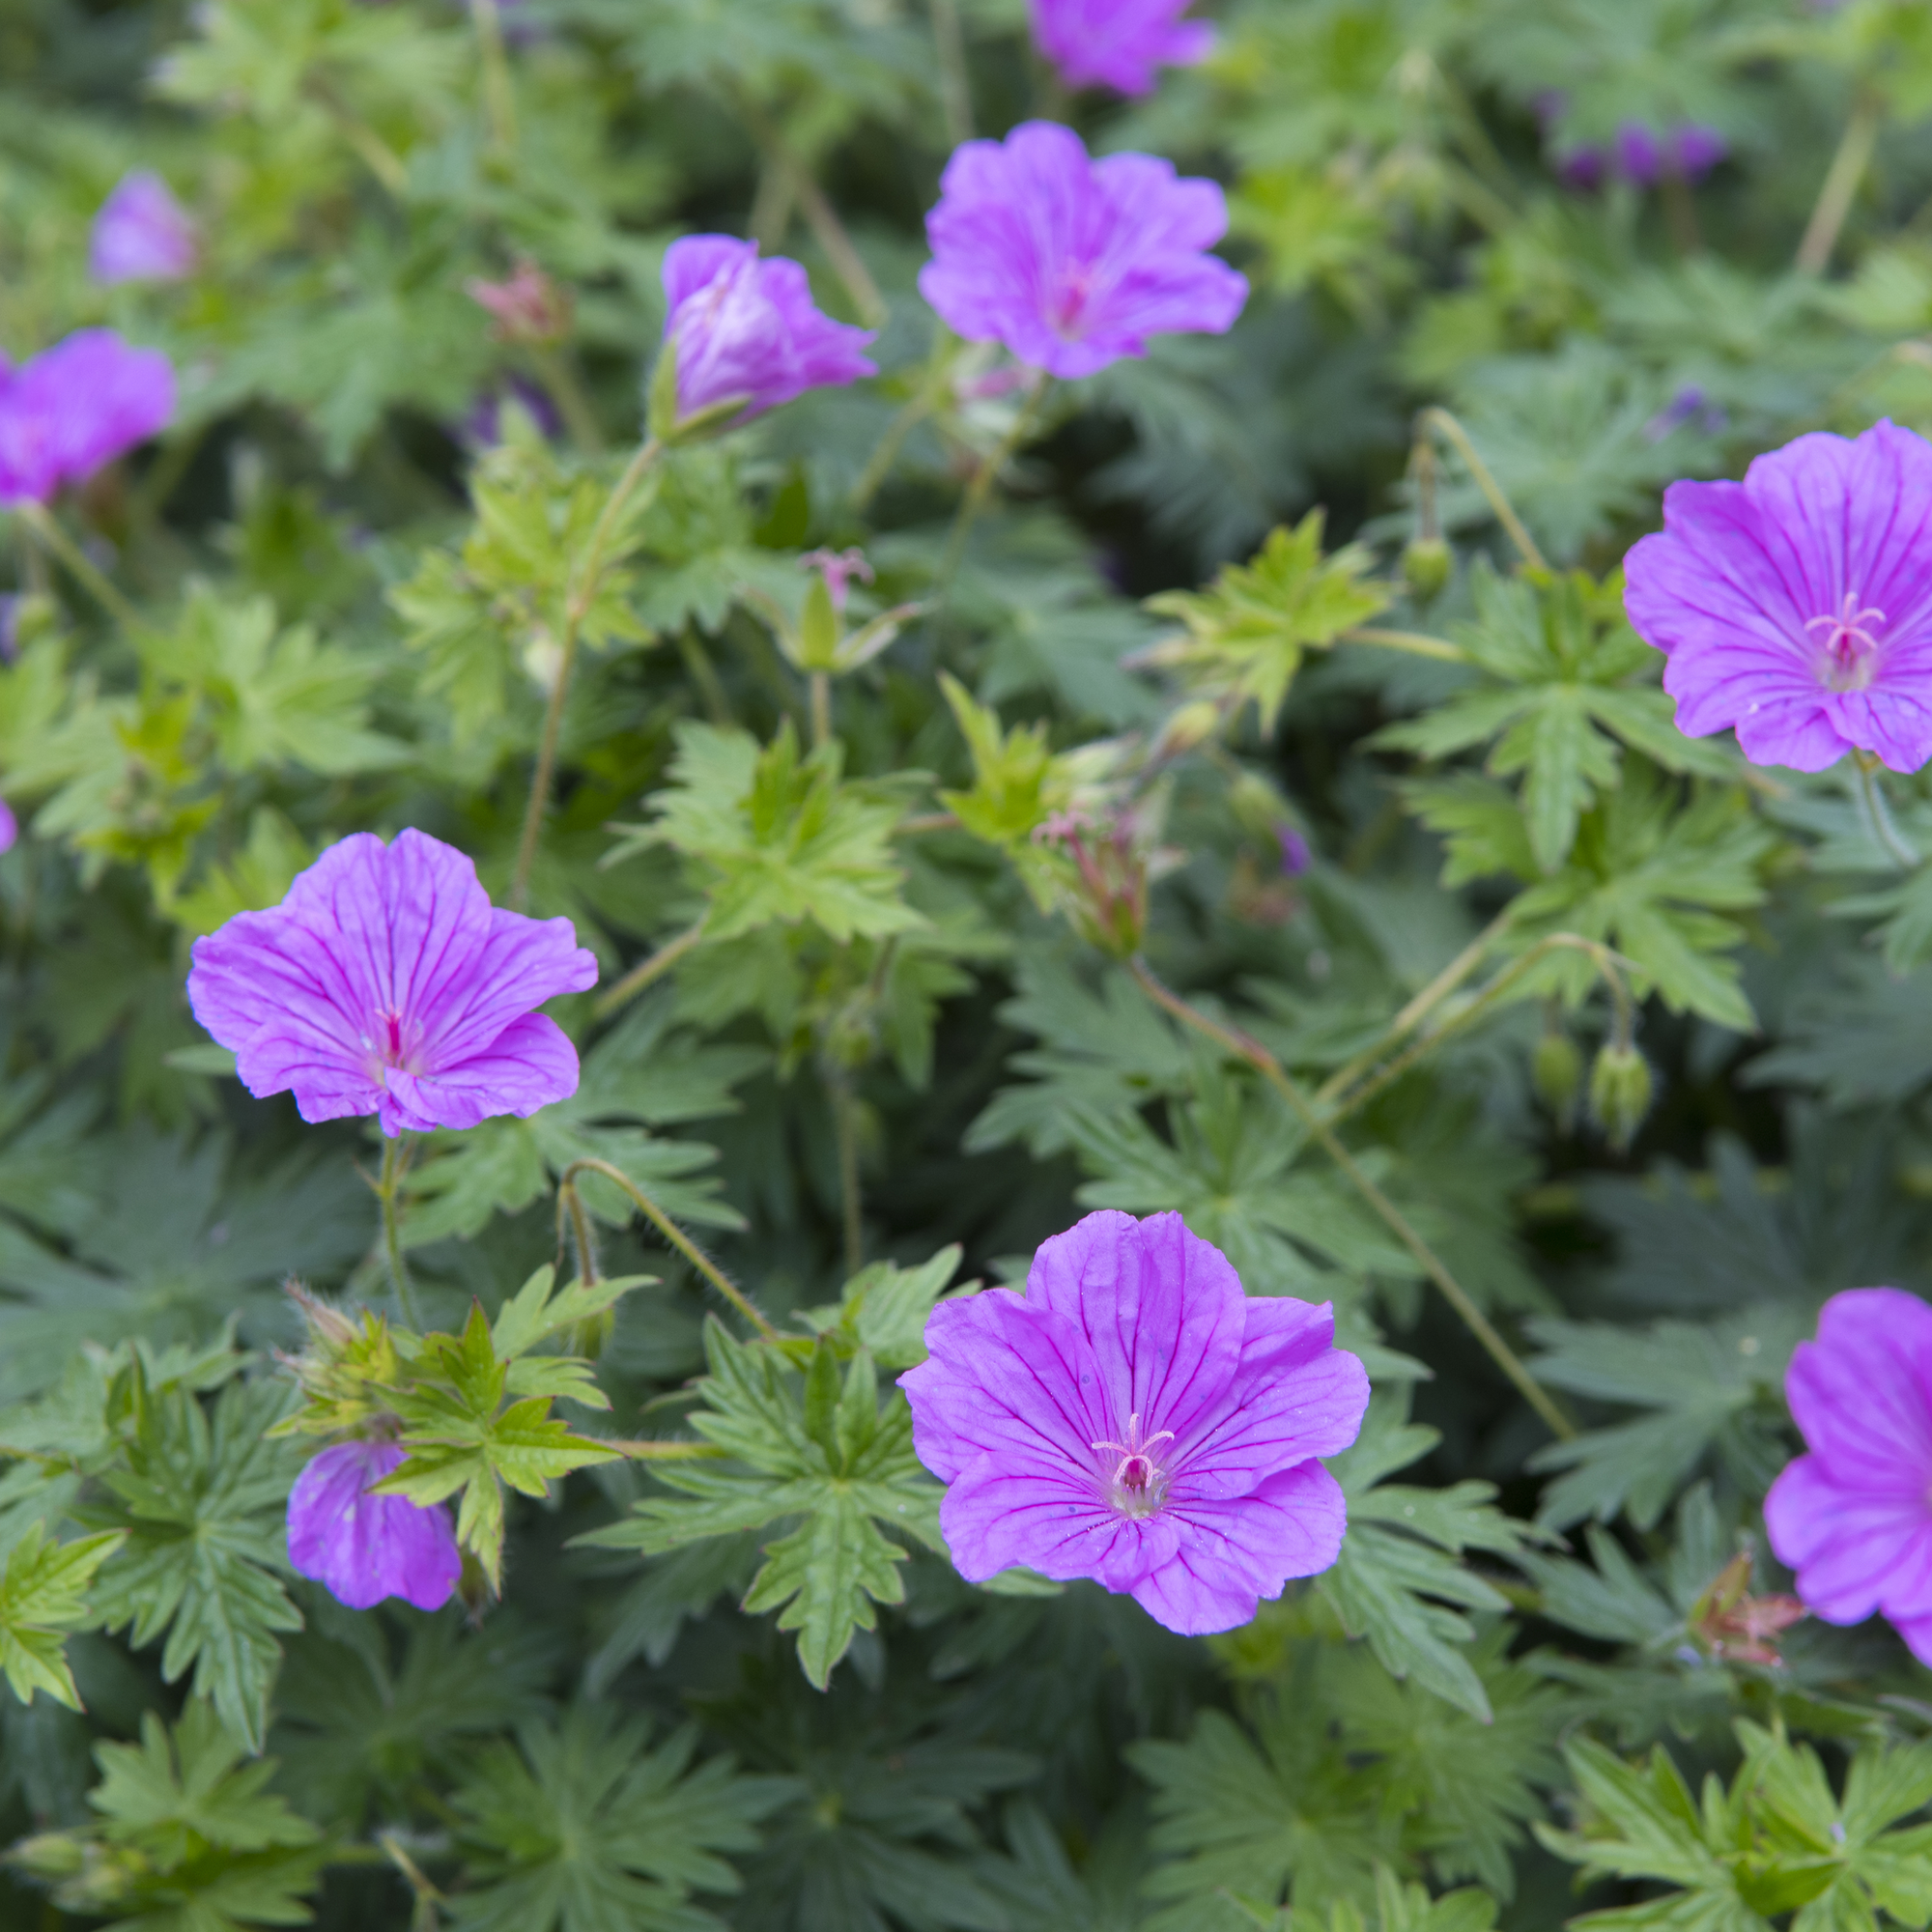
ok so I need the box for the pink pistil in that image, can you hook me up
[1807,591,1888,691]
[1093,1410,1176,1514]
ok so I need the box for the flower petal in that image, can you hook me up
[1785,1288,1932,1489]
[380,1011,582,1135]
[288,1442,462,1613]
[939,1451,1178,1587]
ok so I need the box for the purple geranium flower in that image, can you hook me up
[1624,419,1932,772]
[918,122,1248,382]
[288,1440,462,1612]
[899,1209,1369,1634]
[1553,121,1727,191]
[186,828,599,1137]
[1764,1289,1932,1665]
[1028,0,1214,97]
[0,800,17,856]
[0,329,176,507]
[90,171,199,285]
[661,236,876,425]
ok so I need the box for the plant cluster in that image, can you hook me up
[7,1,1932,1929]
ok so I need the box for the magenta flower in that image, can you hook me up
[90,171,199,285]
[1764,1289,1932,1665]
[0,329,176,507]
[661,236,876,425]
[1553,122,1727,190]
[1028,0,1213,97]
[899,1209,1369,1635]
[289,1440,462,1612]
[186,829,598,1137]
[1624,420,1932,772]
[918,122,1248,382]
[0,800,16,856]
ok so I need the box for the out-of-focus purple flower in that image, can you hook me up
[186,828,599,1137]
[801,546,873,614]
[288,1439,462,1612]
[0,800,17,856]
[1554,121,1728,191]
[919,122,1247,382]
[1027,0,1213,97]
[463,375,562,451]
[899,1208,1369,1634]
[661,237,876,426]
[1625,420,1932,773]
[0,329,176,507]
[1276,824,1311,875]
[1764,1289,1932,1665]
[1642,384,1727,443]
[90,171,199,285]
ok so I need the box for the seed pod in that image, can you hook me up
[1589,1043,1653,1152]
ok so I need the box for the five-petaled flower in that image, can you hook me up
[918,122,1248,382]
[660,236,876,426]
[90,171,199,285]
[1624,419,1932,772]
[1764,1288,1932,1666]
[0,329,176,507]
[899,1208,1369,1634]
[288,1440,462,1612]
[1028,0,1213,98]
[186,828,598,1137]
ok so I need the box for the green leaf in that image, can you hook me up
[86,1374,307,1753]
[1143,512,1390,732]
[0,1524,124,1710]
[450,1705,795,1932]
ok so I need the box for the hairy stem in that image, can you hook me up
[1798,94,1881,275]
[1853,753,1920,870]
[1129,956,1577,1441]
[593,922,706,1020]
[1415,407,1548,573]
[511,435,662,908]
[810,670,832,748]
[940,379,1046,582]
[377,1135,422,1329]
[556,1157,779,1341]
[18,504,147,634]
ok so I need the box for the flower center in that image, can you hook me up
[1048,262,1095,336]
[363,1009,423,1076]
[1092,1410,1176,1519]
[1806,591,1888,693]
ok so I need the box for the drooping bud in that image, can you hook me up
[1589,1043,1653,1152]
[1401,535,1453,607]
[1532,1027,1583,1132]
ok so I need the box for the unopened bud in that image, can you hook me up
[1401,536,1453,607]
[1589,1043,1653,1152]
[1532,1030,1583,1132]
[1152,699,1222,762]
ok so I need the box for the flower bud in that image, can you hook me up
[1532,1030,1583,1132]
[1401,536,1453,607]
[1589,1043,1653,1152]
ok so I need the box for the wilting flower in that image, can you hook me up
[1764,1288,1932,1664]
[900,1209,1369,1634]
[661,236,876,426]
[288,1440,462,1612]
[466,257,573,346]
[0,329,176,507]
[1028,0,1213,97]
[801,546,873,613]
[186,828,599,1136]
[1624,419,1932,772]
[90,171,199,285]
[919,122,1247,381]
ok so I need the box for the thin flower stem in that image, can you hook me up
[1343,625,1469,664]
[528,346,605,456]
[1315,910,1515,1106]
[377,1136,422,1329]
[1325,934,1639,1125]
[556,1178,600,1285]
[1798,94,1881,275]
[17,504,147,634]
[511,435,663,908]
[469,0,519,154]
[941,379,1046,583]
[1129,955,1577,1442]
[593,922,706,1020]
[555,1156,780,1342]
[810,670,833,748]
[1415,407,1548,573]
[852,392,934,510]
[929,0,974,145]
[1853,753,1920,869]
[734,94,887,326]
[829,1068,863,1276]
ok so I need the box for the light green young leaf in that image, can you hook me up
[0,1524,124,1710]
